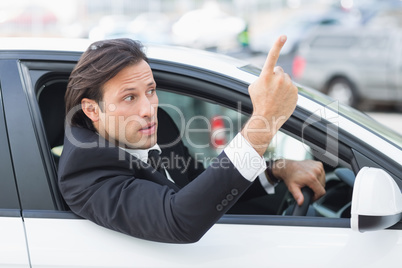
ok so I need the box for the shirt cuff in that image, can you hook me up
[258,171,276,194]
[224,133,267,182]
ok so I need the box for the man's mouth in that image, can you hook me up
[139,122,156,135]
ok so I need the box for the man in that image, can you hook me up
[58,36,325,243]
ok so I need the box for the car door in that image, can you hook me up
[11,53,402,267]
[0,60,31,267]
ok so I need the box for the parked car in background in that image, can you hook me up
[0,38,401,267]
[354,0,402,27]
[292,26,402,109]
[249,10,359,56]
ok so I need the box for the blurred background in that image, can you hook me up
[1,0,401,132]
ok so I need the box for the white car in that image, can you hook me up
[292,26,402,109]
[0,38,401,267]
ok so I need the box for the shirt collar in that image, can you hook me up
[121,144,162,163]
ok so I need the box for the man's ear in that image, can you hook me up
[81,98,100,122]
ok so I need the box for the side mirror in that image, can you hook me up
[351,167,402,232]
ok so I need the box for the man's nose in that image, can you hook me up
[138,96,155,118]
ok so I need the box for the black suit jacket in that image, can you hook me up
[58,109,267,243]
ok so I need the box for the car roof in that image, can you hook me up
[0,37,256,83]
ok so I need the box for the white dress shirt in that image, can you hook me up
[122,144,174,183]
[224,133,275,194]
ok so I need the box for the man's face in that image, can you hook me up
[95,60,159,149]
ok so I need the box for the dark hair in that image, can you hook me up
[65,38,148,131]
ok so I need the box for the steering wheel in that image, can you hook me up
[291,187,314,216]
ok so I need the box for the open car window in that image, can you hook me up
[26,60,356,228]
[157,90,352,218]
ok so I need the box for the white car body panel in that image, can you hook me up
[24,217,402,268]
[0,217,30,267]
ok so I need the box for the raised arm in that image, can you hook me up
[241,35,298,156]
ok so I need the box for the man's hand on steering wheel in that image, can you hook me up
[271,159,326,206]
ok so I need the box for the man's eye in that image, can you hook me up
[147,89,156,95]
[124,96,134,101]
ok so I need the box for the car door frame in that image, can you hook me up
[0,58,33,267]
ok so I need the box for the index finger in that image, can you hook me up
[261,35,287,77]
